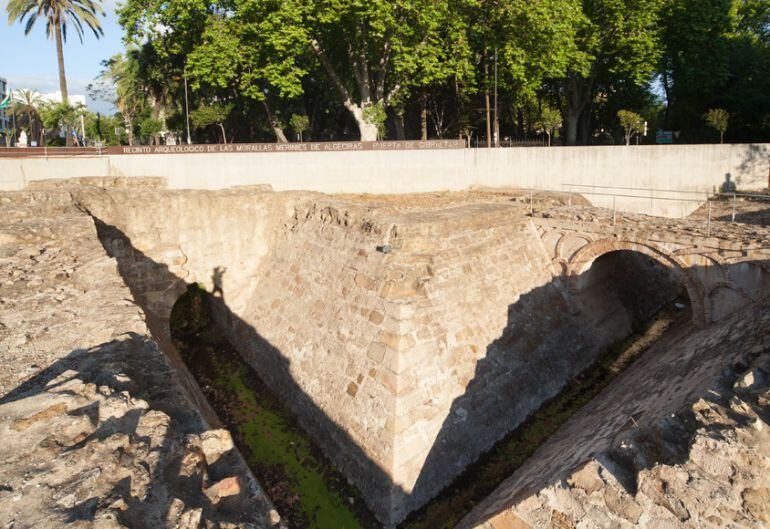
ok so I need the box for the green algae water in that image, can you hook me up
[170,282,688,529]
[170,285,377,529]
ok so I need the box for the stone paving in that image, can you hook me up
[0,191,280,529]
[461,301,770,529]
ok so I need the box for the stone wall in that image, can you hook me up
[380,206,689,520]
[72,187,709,525]
[3,143,769,217]
[0,190,280,529]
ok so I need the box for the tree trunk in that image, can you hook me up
[54,19,71,146]
[564,73,595,146]
[392,108,405,140]
[151,98,164,145]
[547,131,551,146]
[565,108,580,146]
[579,104,593,145]
[262,100,288,143]
[720,131,724,144]
[350,105,378,141]
[219,123,227,144]
[420,92,428,141]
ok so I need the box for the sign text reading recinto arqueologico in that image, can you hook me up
[110,139,466,155]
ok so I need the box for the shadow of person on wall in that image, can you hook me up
[721,172,737,194]
[212,266,226,298]
[84,209,770,529]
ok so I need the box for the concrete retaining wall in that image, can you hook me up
[2,143,768,217]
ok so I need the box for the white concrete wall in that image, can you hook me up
[2,143,767,217]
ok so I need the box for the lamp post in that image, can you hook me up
[184,66,192,145]
[494,47,499,147]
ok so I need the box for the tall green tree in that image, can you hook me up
[299,0,425,140]
[392,0,475,140]
[6,0,104,145]
[487,0,585,145]
[658,0,734,139]
[658,0,770,142]
[562,0,663,145]
[89,53,145,145]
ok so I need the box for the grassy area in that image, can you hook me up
[170,285,373,529]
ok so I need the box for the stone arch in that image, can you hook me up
[566,238,708,327]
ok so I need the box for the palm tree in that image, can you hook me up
[90,53,145,146]
[6,0,104,144]
[13,88,44,144]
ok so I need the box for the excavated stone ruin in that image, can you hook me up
[2,179,770,529]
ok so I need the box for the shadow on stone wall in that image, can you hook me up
[84,214,770,528]
[446,257,770,529]
[88,217,407,525]
[734,144,770,189]
[399,250,691,524]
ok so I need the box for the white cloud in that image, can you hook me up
[40,91,87,106]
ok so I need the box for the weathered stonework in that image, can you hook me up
[460,300,770,529]
[0,191,279,529]
[64,185,770,525]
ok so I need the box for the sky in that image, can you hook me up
[0,0,124,113]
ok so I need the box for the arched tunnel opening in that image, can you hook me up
[169,284,379,529]
[401,250,696,529]
[574,249,692,341]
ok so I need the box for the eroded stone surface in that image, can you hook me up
[3,184,770,529]
[461,302,770,529]
[67,185,770,525]
[0,192,279,529]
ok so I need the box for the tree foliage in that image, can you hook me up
[289,114,310,141]
[617,109,644,145]
[78,0,770,145]
[190,102,233,143]
[704,108,730,143]
[534,104,562,146]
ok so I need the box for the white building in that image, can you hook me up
[0,77,10,145]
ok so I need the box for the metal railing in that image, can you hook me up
[517,184,770,236]
[562,183,713,208]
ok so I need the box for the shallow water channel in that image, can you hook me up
[171,284,688,529]
[170,285,379,529]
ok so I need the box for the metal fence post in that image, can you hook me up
[707,201,712,236]
[732,193,736,223]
